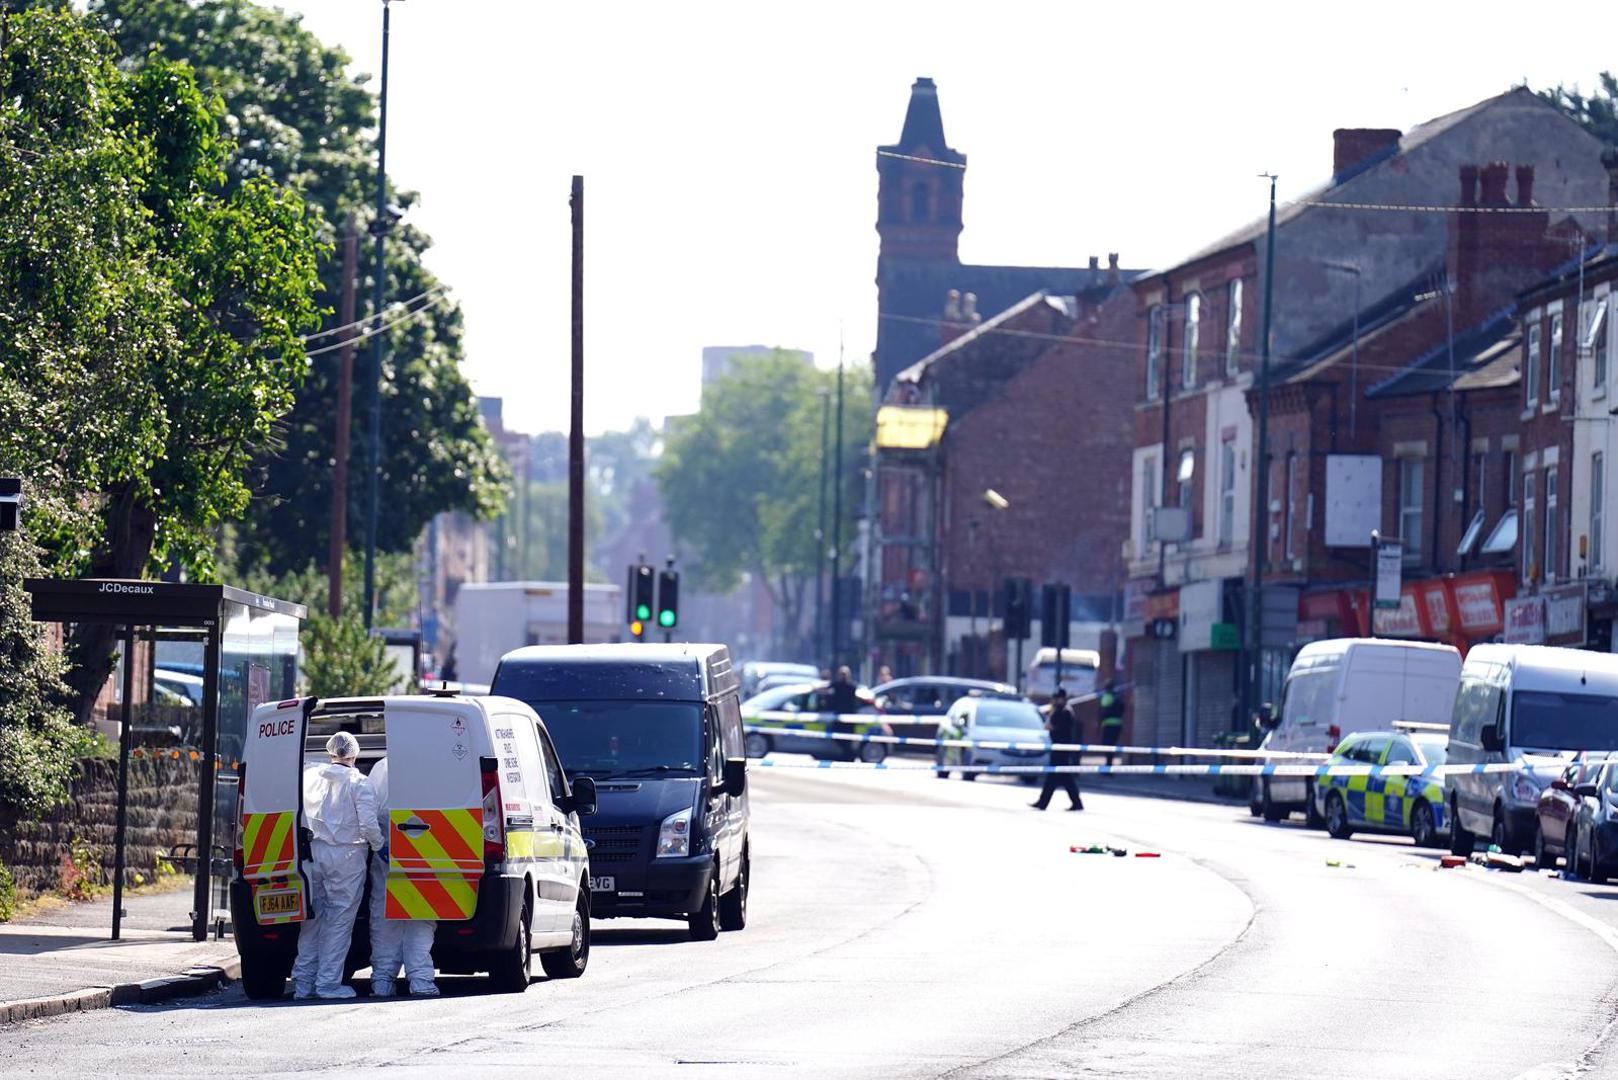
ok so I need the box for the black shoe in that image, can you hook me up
[1029,801,1048,810]
[1068,803,1085,811]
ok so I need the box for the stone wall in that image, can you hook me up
[0,755,200,895]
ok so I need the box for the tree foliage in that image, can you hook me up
[657,353,872,650]
[80,0,507,576]
[1536,73,1618,146]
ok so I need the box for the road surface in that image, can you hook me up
[5,763,1618,1079]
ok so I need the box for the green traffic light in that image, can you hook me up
[658,610,676,628]
[636,604,651,620]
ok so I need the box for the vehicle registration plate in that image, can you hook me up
[254,887,303,921]
[589,876,615,892]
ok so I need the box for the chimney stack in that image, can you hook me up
[1107,252,1120,284]
[1459,164,1479,206]
[1515,164,1535,207]
[1332,128,1402,179]
[1088,255,1100,271]
[1478,161,1509,205]
[1602,146,1618,243]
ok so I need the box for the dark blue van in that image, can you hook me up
[490,643,749,940]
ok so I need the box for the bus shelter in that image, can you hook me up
[25,579,304,941]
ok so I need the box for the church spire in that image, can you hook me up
[876,77,966,263]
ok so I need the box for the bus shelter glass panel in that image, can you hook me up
[210,600,301,920]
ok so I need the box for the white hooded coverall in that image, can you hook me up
[367,757,439,994]
[292,761,383,995]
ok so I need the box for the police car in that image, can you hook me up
[740,681,891,762]
[1312,727,1450,847]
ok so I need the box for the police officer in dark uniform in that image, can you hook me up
[1031,687,1084,811]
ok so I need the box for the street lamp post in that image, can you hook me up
[362,0,399,630]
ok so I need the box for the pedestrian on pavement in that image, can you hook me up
[1031,687,1084,811]
[367,757,439,998]
[826,665,860,716]
[1099,679,1126,765]
[291,732,383,1000]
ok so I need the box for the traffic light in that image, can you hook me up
[1040,583,1071,649]
[657,569,679,629]
[1003,577,1032,640]
[627,563,654,624]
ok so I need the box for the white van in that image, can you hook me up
[1025,648,1100,703]
[1445,644,1618,855]
[231,693,598,999]
[1257,639,1461,823]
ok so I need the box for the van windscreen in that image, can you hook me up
[1513,691,1618,752]
[528,699,703,778]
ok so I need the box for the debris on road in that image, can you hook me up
[1439,855,1467,869]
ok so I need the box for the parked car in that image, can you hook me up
[872,676,1022,747]
[1025,648,1099,704]
[740,682,890,762]
[934,697,1050,783]
[740,661,819,699]
[1312,728,1450,847]
[1534,757,1610,869]
[1567,760,1618,883]
[1446,644,1618,856]
[1258,638,1461,825]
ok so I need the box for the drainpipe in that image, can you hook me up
[1431,393,1445,577]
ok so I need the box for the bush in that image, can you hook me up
[0,861,16,922]
[56,835,103,902]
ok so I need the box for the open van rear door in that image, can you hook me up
[240,698,313,925]
[384,704,487,921]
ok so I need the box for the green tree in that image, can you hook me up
[0,10,324,720]
[1536,73,1618,145]
[657,353,872,652]
[78,0,507,576]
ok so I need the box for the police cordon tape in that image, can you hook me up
[745,712,1327,759]
[747,757,1565,778]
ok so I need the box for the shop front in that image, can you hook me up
[1124,583,1182,748]
[1297,569,1516,656]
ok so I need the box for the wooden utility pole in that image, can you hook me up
[328,216,359,619]
[567,176,585,643]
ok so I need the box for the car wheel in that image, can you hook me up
[1533,821,1550,869]
[239,954,286,1001]
[539,891,590,980]
[687,862,722,941]
[934,750,950,779]
[1261,780,1285,823]
[719,847,749,932]
[488,898,533,993]
[1304,781,1324,830]
[1324,792,1353,840]
[1592,833,1611,885]
[858,741,887,764]
[1249,779,1263,818]
[1449,796,1475,856]
[1409,800,1438,849]
[1569,821,1585,879]
[1492,808,1520,856]
[743,731,771,759]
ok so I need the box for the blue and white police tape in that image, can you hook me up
[749,757,1571,778]
[744,713,1328,760]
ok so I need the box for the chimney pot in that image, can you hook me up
[1333,128,1402,179]
[1088,255,1100,270]
[1107,252,1120,284]
[1479,162,1509,205]
[1459,164,1479,206]
[1515,164,1535,207]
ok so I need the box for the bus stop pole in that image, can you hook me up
[110,625,135,941]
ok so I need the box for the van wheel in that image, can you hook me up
[1261,781,1284,823]
[744,732,771,759]
[1324,792,1353,840]
[688,863,721,941]
[539,891,590,979]
[1410,801,1438,849]
[719,848,749,931]
[1449,797,1475,855]
[488,899,532,993]
[1492,808,1520,856]
[239,954,286,1001]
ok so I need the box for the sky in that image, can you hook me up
[278,0,1618,437]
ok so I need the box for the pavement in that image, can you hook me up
[0,881,238,1024]
[5,763,1618,1078]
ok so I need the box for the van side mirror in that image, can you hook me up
[567,776,597,816]
[723,757,747,797]
[1576,783,1601,800]
[1480,724,1504,753]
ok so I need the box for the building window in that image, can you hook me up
[1182,293,1200,390]
[1146,306,1162,401]
[1523,470,1537,583]
[1549,313,1563,402]
[1284,452,1299,560]
[910,182,932,223]
[1589,297,1609,392]
[1506,450,1518,507]
[1219,437,1236,546]
[1545,465,1559,581]
[1141,454,1158,544]
[1525,322,1542,407]
[1593,452,1605,573]
[1177,448,1195,512]
[1225,279,1243,376]
[1399,458,1424,563]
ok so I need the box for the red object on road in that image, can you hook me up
[1135,852,1161,858]
[1439,855,1466,868]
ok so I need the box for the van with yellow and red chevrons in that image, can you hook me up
[230,693,597,999]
